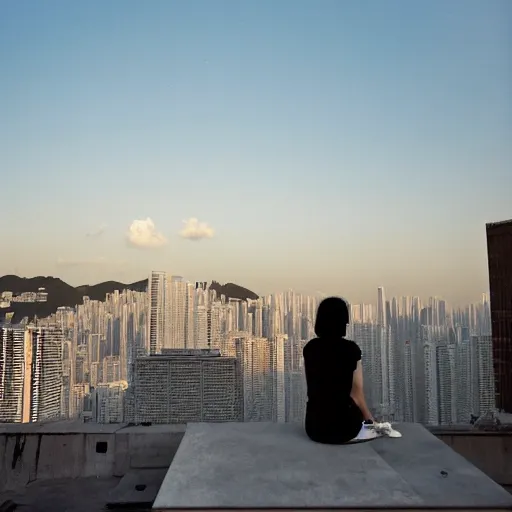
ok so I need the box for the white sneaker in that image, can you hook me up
[373,421,402,438]
[348,422,379,443]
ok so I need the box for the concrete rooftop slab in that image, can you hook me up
[153,422,512,510]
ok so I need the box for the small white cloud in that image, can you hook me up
[86,224,107,237]
[127,218,167,248]
[179,217,215,241]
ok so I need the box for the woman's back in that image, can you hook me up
[303,336,363,443]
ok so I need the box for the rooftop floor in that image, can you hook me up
[1,478,511,512]
[1,422,511,511]
[154,422,512,510]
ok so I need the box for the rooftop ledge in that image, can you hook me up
[0,420,186,435]
[1,422,512,511]
[153,422,512,511]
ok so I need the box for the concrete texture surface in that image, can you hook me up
[153,422,512,510]
[0,477,122,512]
[114,425,186,476]
[107,468,167,508]
[436,431,512,485]
[0,431,119,491]
[0,423,187,491]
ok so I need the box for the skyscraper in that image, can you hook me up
[147,271,169,355]
[436,342,457,425]
[31,326,63,422]
[185,282,196,348]
[377,287,387,329]
[376,287,392,417]
[473,335,495,415]
[0,325,27,422]
[92,381,127,423]
[170,276,187,349]
[0,325,62,423]
[486,219,512,413]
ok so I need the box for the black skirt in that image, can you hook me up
[304,397,364,444]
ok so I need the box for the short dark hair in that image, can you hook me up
[314,296,349,338]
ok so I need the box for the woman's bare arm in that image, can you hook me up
[350,360,374,422]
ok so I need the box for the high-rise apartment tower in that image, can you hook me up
[486,219,512,413]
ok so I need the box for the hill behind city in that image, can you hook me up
[0,275,258,323]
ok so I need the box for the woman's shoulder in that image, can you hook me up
[342,338,362,357]
[303,337,320,352]
[304,337,360,352]
[343,337,360,347]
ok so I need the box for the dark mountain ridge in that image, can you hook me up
[0,275,258,323]
[74,279,148,301]
[209,281,259,301]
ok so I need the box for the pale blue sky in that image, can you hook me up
[0,0,510,305]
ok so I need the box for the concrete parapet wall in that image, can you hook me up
[0,421,186,492]
[0,432,118,490]
[433,430,512,486]
[1,422,511,491]
[114,424,186,476]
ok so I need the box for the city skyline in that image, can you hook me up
[0,274,496,426]
[1,0,511,305]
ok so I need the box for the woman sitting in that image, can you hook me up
[303,296,376,444]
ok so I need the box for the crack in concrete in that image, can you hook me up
[11,434,26,470]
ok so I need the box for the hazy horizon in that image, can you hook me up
[1,0,510,306]
[0,270,493,309]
